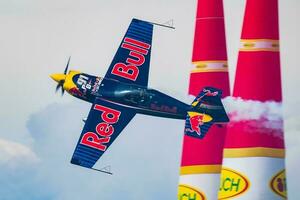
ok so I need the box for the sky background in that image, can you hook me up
[0,0,299,199]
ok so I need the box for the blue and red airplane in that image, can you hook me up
[50,19,229,174]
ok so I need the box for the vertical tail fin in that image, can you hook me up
[185,87,229,139]
[191,87,222,108]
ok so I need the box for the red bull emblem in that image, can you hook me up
[185,112,213,136]
[192,89,219,107]
[203,88,219,97]
[186,114,204,136]
[111,37,151,81]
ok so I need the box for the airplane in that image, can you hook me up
[50,19,229,174]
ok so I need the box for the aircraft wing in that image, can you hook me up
[70,97,136,170]
[103,18,153,87]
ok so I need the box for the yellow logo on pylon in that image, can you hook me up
[178,185,206,200]
[218,168,250,199]
[270,169,287,199]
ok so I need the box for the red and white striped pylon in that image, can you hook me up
[219,0,287,199]
[178,0,230,199]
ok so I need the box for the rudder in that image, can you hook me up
[185,87,229,139]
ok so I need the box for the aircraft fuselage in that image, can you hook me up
[68,72,191,119]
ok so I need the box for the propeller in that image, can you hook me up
[54,56,71,96]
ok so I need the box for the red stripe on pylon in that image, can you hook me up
[192,19,227,61]
[192,0,227,62]
[233,51,282,102]
[181,125,227,166]
[241,0,279,39]
[196,0,224,18]
[225,120,284,149]
[189,72,230,97]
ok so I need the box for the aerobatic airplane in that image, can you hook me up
[50,19,229,174]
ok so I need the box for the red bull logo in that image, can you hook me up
[80,104,121,151]
[186,114,204,136]
[192,88,219,107]
[185,112,212,136]
[203,88,219,97]
[111,37,151,81]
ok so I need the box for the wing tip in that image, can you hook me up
[70,157,81,165]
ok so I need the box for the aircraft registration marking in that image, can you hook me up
[77,74,91,91]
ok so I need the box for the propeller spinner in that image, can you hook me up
[50,57,71,96]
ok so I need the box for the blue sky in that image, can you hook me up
[0,0,299,199]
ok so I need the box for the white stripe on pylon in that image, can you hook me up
[191,61,228,73]
[239,39,279,52]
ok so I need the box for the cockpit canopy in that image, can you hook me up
[114,84,154,105]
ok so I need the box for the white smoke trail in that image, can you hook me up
[222,96,283,133]
[222,96,283,121]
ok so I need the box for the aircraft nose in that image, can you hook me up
[50,73,66,83]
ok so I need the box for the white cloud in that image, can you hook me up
[24,102,183,200]
[0,138,39,167]
[0,140,48,200]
